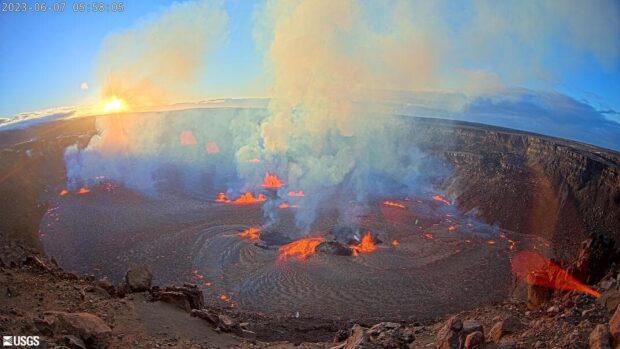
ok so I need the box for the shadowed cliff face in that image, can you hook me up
[410,118,620,260]
[0,117,96,251]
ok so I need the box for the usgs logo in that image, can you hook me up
[2,336,40,347]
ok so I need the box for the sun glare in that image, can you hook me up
[102,96,126,113]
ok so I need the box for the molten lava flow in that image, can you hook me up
[231,192,266,204]
[487,240,496,245]
[59,189,69,196]
[179,130,198,145]
[215,192,228,202]
[287,191,304,197]
[239,227,260,240]
[261,172,284,188]
[278,237,324,261]
[448,226,457,231]
[351,232,377,256]
[424,233,434,240]
[391,239,399,246]
[383,201,406,209]
[77,187,90,194]
[219,294,230,302]
[511,251,600,298]
[432,194,451,205]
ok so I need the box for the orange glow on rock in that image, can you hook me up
[287,191,304,197]
[77,187,90,194]
[278,237,324,261]
[59,189,69,196]
[448,226,457,231]
[179,130,197,145]
[391,240,400,246]
[261,172,284,188]
[239,227,260,240]
[205,141,220,154]
[511,251,600,298]
[383,201,406,209]
[432,194,451,205]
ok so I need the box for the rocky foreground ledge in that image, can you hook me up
[1,238,620,349]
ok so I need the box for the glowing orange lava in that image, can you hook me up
[278,203,299,209]
[351,233,377,256]
[215,192,227,202]
[383,201,406,209]
[261,172,284,188]
[59,189,69,196]
[219,294,230,302]
[448,226,457,231]
[511,251,600,298]
[432,194,451,205]
[287,191,304,197]
[487,240,496,245]
[391,240,400,246]
[278,237,324,261]
[77,187,90,194]
[239,227,260,240]
[231,192,266,204]
[424,233,434,240]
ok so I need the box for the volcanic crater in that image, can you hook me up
[2,109,619,324]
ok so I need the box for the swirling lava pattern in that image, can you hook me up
[192,223,514,319]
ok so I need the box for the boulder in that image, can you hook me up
[589,324,611,349]
[367,322,415,348]
[191,309,241,334]
[462,319,483,336]
[527,282,552,310]
[464,331,484,349]
[97,278,115,296]
[125,264,152,292]
[343,324,367,349]
[435,316,462,349]
[488,316,522,343]
[611,305,620,348]
[316,241,353,256]
[599,288,620,314]
[151,284,204,311]
[155,291,191,312]
[42,311,111,347]
[63,335,86,349]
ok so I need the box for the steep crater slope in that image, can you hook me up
[410,117,620,260]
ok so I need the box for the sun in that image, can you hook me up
[102,96,126,113]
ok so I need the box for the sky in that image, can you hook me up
[0,0,265,117]
[0,0,619,141]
